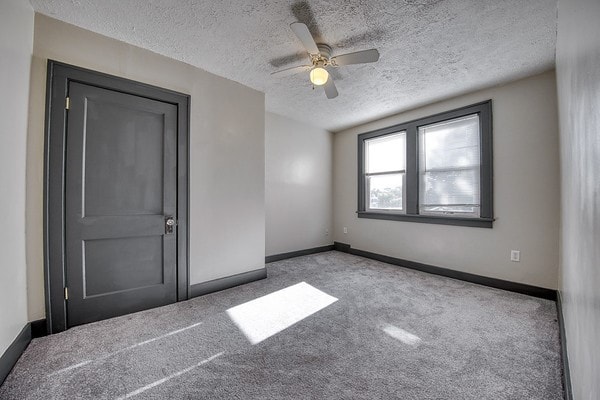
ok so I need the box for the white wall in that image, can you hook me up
[265,112,333,256]
[26,14,265,320]
[333,71,560,289]
[556,0,600,398]
[0,0,33,355]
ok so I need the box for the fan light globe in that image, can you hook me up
[309,67,329,86]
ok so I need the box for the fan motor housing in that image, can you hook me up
[317,44,332,59]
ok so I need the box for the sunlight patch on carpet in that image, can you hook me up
[226,282,338,344]
[115,352,224,399]
[48,322,203,376]
[383,325,422,346]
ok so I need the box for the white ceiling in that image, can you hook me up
[29,0,557,132]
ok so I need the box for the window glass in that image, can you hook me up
[365,132,406,211]
[365,132,405,173]
[367,173,404,210]
[418,114,480,216]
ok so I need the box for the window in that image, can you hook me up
[419,115,480,217]
[365,132,406,211]
[358,100,493,228]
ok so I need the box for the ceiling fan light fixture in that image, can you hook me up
[272,22,379,99]
[309,67,329,86]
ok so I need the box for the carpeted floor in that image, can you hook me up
[0,251,563,399]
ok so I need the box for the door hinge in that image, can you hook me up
[65,97,70,110]
[64,287,69,300]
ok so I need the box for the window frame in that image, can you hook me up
[357,100,493,228]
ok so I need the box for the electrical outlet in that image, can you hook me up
[343,227,348,234]
[510,250,521,262]
[325,229,329,236]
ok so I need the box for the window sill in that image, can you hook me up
[356,211,493,228]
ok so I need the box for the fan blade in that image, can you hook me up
[271,65,311,77]
[331,49,380,66]
[323,77,338,99]
[290,22,319,55]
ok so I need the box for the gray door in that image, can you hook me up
[65,82,178,327]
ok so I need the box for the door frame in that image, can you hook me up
[44,60,190,334]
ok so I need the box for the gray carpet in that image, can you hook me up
[0,251,563,399]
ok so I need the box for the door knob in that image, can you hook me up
[165,216,176,234]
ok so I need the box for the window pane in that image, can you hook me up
[419,115,480,170]
[365,132,406,173]
[367,173,404,210]
[419,114,481,216]
[420,169,480,213]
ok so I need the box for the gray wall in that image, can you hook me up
[556,0,600,398]
[0,0,33,355]
[265,112,333,256]
[26,14,265,320]
[333,71,560,289]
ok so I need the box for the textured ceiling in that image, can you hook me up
[29,0,557,131]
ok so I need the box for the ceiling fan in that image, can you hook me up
[271,22,380,99]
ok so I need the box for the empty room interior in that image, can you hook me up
[0,0,598,399]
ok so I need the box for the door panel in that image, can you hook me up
[82,98,165,217]
[83,236,164,297]
[65,82,178,327]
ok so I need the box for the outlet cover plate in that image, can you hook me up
[510,250,521,262]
